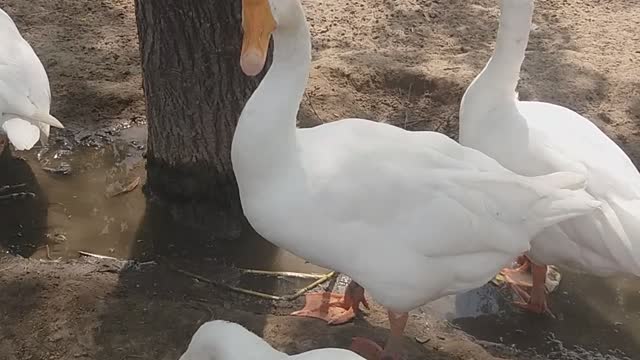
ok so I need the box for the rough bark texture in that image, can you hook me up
[134,0,269,250]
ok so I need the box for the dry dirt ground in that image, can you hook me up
[0,0,639,359]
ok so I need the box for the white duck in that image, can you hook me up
[0,8,63,155]
[232,0,600,358]
[459,0,640,315]
[179,320,365,360]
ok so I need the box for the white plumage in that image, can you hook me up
[459,0,640,278]
[0,8,63,151]
[232,0,600,356]
[179,320,365,360]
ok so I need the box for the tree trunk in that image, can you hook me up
[134,0,269,255]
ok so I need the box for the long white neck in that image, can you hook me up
[232,5,311,188]
[460,0,534,119]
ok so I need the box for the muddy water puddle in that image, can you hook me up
[422,273,640,359]
[1,126,640,359]
[0,125,147,260]
[0,125,322,265]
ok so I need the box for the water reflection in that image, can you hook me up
[22,128,146,260]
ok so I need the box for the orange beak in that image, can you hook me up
[241,0,276,76]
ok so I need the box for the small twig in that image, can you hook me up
[433,113,455,133]
[169,263,336,301]
[236,268,329,279]
[37,259,61,263]
[0,192,36,201]
[109,177,141,198]
[188,299,216,320]
[283,271,337,301]
[0,183,26,193]
[0,264,17,272]
[0,183,35,201]
[170,265,281,300]
[78,251,118,261]
[305,93,326,123]
[404,82,414,129]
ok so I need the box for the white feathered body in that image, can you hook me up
[179,320,365,360]
[459,0,640,277]
[461,99,640,276]
[231,1,602,315]
[0,8,57,150]
[234,115,600,312]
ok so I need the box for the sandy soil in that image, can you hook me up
[1,0,639,359]
[0,253,513,360]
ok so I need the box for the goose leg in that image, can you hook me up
[291,280,368,324]
[327,280,369,324]
[381,311,408,360]
[499,254,535,303]
[349,310,408,360]
[514,263,554,317]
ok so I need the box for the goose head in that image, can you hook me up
[240,0,305,76]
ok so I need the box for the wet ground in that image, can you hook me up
[2,130,639,359]
[429,274,640,359]
[0,125,147,260]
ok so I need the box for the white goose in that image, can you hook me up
[179,320,365,360]
[460,0,640,314]
[0,8,63,154]
[232,0,600,358]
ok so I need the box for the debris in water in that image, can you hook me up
[108,176,141,197]
[78,251,118,260]
[42,162,72,175]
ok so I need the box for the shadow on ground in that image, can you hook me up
[0,147,48,257]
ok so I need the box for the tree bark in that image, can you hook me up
[134,0,269,253]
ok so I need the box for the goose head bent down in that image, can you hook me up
[0,8,63,154]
